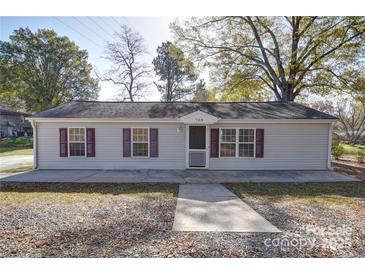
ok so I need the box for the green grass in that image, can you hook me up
[0,136,32,148]
[342,144,365,155]
[0,137,33,156]
[0,148,33,157]
[0,183,178,205]
[225,182,365,206]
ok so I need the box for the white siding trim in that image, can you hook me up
[328,123,333,169]
[31,120,38,169]
[185,125,189,168]
[206,125,210,169]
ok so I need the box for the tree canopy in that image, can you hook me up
[0,27,99,112]
[153,41,197,101]
[191,79,217,102]
[171,16,365,102]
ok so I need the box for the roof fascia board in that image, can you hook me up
[27,117,337,124]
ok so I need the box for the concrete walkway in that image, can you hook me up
[0,169,358,184]
[173,184,281,232]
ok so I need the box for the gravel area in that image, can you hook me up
[1,181,364,258]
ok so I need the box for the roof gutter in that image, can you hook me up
[30,119,38,170]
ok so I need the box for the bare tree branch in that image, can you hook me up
[101,25,150,101]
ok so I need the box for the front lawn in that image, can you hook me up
[342,144,365,155]
[0,183,178,257]
[1,181,364,258]
[0,137,33,156]
[0,148,33,157]
[0,136,32,148]
[225,182,365,257]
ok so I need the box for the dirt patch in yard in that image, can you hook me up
[1,182,364,258]
[332,160,365,181]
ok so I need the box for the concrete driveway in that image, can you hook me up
[0,155,33,178]
[0,155,33,170]
[0,169,359,183]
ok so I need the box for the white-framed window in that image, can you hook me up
[239,129,255,157]
[132,128,149,157]
[68,128,86,157]
[219,128,256,158]
[220,128,236,157]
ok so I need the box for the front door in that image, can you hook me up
[188,126,207,168]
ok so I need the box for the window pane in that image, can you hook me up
[220,129,236,143]
[239,143,254,157]
[220,143,236,157]
[69,128,85,142]
[239,129,254,142]
[133,128,148,142]
[69,143,85,156]
[133,143,148,157]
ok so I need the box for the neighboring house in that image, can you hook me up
[0,107,32,138]
[27,101,337,170]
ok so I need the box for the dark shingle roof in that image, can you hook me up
[0,107,30,116]
[31,101,337,120]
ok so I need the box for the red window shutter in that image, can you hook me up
[256,129,264,158]
[123,128,131,157]
[86,128,96,157]
[150,128,159,157]
[210,128,219,158]
[59,128,68,157]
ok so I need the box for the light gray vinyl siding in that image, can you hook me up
[36,121,330,170]
[37,122,186,169]
[209,123,330,170]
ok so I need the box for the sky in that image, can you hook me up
[0,16,175,101]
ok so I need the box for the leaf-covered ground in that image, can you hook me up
[0,182,364,258]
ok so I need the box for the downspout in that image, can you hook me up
[327,122,333,170]
[30,120,38,169]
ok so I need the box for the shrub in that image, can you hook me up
[357,149,365,163]
[0,137,33,148]
[332,141,345,160]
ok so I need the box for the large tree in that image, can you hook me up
[101,25,150,101]
[191,79,217,102]
[0,27,99,112]
[153,41,197,101]
[311,99,365,144]
[171,16,365,102]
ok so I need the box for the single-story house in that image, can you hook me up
[27,101,337,170]
[0,107,32,138]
